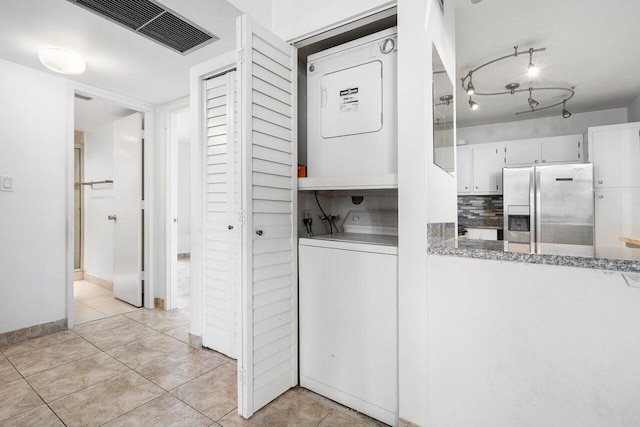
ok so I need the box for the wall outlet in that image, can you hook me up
[0,175,14,192]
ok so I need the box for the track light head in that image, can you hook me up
[527,48,538,77]
[466,80,475,95]
[562,100,571,118]
[469,97,479,111]
[528,88,539,108]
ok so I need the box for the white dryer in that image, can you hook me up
[306,27,398,178]
[299,211,398,426]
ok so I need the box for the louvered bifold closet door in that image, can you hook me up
[202,70,238,359]
[237,15,297,417]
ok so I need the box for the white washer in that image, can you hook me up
[299,211,398,426]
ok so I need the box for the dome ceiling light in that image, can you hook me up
[38,47,86,75]
[461,45,575,119]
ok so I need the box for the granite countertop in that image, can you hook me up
[428,238,640,273]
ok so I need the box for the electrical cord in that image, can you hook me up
[314,191,336,234]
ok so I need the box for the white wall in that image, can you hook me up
[427,255,640,427]
[627,93,640,122]
[271,0,395,41]
[0,59,68,333]
[83,123,115,282]
[397,0,456,424]
[458,108,628,145]
[227,0,272,31]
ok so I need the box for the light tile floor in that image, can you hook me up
[1,261,384,426]
[74,281,139,324]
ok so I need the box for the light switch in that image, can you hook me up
[0,175,14,192]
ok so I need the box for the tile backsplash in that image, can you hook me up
[458,195,503,225]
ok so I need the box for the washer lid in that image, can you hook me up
[342,210,398,236]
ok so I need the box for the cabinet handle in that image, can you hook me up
[542,159,546,163]
[598,180,603,184]
[465,186,468,190]
[475,186,479,189]
[256,230,263,236]
[598,195,604,199]
[534,160,539,163]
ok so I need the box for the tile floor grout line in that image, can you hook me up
[316,409,334,426]
[4,352,70,427]
[94,391,167,427]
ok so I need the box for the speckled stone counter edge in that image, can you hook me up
[428,244,640,274]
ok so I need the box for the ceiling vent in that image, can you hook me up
[68,0,218,55]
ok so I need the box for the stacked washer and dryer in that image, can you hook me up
[298,27,399,426]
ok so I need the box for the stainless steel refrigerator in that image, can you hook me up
[503,164,594,255]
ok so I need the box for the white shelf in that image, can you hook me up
[298,174,398,191]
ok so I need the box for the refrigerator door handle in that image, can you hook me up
[529,169,536,252]
[535,171,542,254]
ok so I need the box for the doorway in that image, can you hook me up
[72,94,143,324]
[167,106,192,312]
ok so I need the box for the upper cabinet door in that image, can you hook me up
[473,144,504,193]
[237,14,298,419]
[591,126,640,188]
[540,135,583,164]
[505,139,540,165]
[457,147,472,193]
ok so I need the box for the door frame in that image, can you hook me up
[188,50,236,344]
[66,82,155,329]
[165,99,190,311]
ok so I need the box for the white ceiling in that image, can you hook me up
[0,0,243,105]
[455,0,640,127]
[74,96,135,132]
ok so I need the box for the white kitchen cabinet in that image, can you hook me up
[456,144,504,195]
[589,123,640,188]
[505,139,540,165]
[457,147,472,193]
[472,144,503,193]
[540,135,583,163]
[506,135,584,165]
[594,188,640,261]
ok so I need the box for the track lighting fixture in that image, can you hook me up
[461,45,575,118]
[466,73,475,95]
[562,100,571,118]
[528,87,539,109]
[527,48,538,77]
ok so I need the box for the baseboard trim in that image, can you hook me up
[84,273,113,291]
[0,318,68,347]
[399,418,422,427]
[188,333,202,349]
[154,298,166,310]
[73,270,84,281]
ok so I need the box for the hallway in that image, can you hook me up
[0,308,382,426]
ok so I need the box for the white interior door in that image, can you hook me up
[113,112,143,307]
[237,14,297,417]
[202,70,239,359]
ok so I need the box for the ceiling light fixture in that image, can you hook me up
[528,87,539,109]
[562,100,572,118]
[461,45,574,118]
[38,47,86,75]
[466,73,475,95]
[527,48,539,77]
